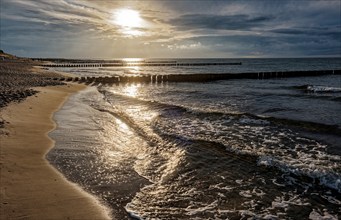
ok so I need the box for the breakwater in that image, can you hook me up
[47,69,341,85]
[40,62,242,67]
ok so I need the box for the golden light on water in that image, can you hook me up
[115,118,129,132]
[130,66,141,74]
[123,58,142,74]
[122,58,144,62]
[123,84,140,97]
[111,9,144,36]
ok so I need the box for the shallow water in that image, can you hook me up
[48,58,341,219]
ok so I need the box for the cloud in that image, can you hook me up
[167,42,203,50]
[0,0,340,58]
[270,27,341,40]
[169,14,274,31]
[1,0,108,26]
[166,31,341,57]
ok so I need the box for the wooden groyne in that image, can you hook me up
[42,63,104,68]
[40,62,242,68]
[47,69,341,85]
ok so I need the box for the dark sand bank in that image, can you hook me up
[0,60,64,108]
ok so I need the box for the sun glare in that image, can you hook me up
[113,9,142,28]
[111,9,144,36]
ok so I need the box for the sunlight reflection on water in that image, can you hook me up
[122,84,140,97]
[115,118,129,131]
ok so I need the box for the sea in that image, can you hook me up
[47,58,341,219]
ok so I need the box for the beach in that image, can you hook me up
[1,57,341,219]
[1,0,340,218]
[0,60,111,219]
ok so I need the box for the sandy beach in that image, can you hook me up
[0,60,111,219]
[1,1,340,218]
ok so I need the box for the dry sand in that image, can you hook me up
[0,84,111,219]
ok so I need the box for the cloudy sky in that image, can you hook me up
[1,0,340,58]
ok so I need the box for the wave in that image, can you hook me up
[124,131,341,219]
[98,88,341,192]
[257,155,341,191]
[155,124,341,192]
[76,87,341,219]
[307,85,341,93]
[157,102,341,135]
[100,87,341,135]
[296,85,341,93]
[153,109,341,192]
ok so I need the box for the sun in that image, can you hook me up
[113,9,142,28]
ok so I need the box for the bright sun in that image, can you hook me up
[113,9,142,28]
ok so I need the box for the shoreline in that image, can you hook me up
[47,86,151,219]
[0,83,111,219]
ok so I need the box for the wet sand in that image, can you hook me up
[0,61,111,219]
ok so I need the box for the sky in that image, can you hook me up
[0,0,340,58]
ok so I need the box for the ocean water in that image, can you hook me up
[47,58,341,219]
